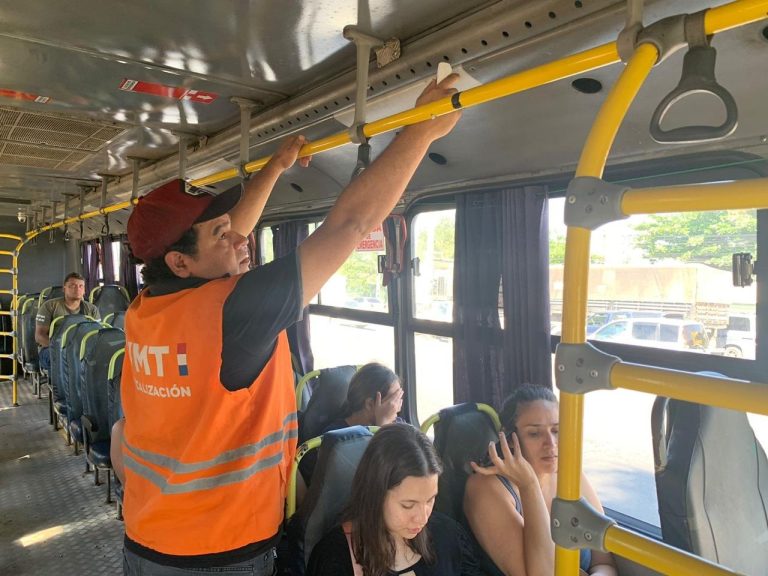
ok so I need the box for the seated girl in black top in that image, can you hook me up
[306,423,481,576]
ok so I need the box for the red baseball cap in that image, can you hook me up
[127,179,241,262]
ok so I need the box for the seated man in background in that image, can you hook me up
[35,272,100,370]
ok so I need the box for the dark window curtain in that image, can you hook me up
[453,187,552,408]
[101,235,115,285]
[453,192,505,408]
[82,240,101,295]
[500,186,552,391]
[272,221,314,376]
[120,235,139,298]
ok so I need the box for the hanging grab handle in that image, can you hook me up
[649,45,738,144]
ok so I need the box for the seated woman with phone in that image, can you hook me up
[463,385,618,576]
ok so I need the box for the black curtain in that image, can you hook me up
[101,235,115,285]
[82,240,101,295]
[453,186,551,409]
[272,221,314,376]
[453,192,505,408]
[501,187,552,390]
[120,235,139,298]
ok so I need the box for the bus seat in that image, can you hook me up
[109,310,126,330]
[81,327,125,500]
[107,346,125,518]
[62,320,103,455]
[16,295,30,364]
[286,426,374,574]
[90,284,131,318]
[38,285,63,307]
[20,297,40,368]
[297,365,357,443]
[421,403,500,522]
[48,314,88,438]
[653,395,768,573]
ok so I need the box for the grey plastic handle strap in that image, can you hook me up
[649,45,738,144]
[350,142,371,180]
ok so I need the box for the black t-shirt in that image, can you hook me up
[147,252,303,391]
[306,513,482,576]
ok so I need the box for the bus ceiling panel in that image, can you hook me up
[445,0,720,86]
[402,21,768,192]
[0,36,258,134]
[0,0,492,97]
[263,163,354,217]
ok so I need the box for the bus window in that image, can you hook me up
[259,227,274,264]
[309,314,394,368]
[318,249,388,312]
[550,198,757,358]
[550,196,760,529]
[414,332,453,423]
[411,209,455,322]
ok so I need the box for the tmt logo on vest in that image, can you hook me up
[128,341,192,399]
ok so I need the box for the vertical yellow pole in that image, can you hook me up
[11,244,18,406]
[556,42,658,576]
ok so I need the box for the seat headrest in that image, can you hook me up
[299,365,357,442]
[432,403,499,521]
[299,425,373,566]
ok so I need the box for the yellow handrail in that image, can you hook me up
[556,2,768,575]
[604,525,742,576]
[611,364,768,416]
[623,178,768,214]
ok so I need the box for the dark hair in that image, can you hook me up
[347,424,442,576]
[343,363,400,418]
[499,384,558,432]
[139,227,198,285]
[64,272,85,283]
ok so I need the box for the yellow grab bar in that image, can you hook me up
[612,363,768,416]
[604,525,743,576]
[623,178,768,214]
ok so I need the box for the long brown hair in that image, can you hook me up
[346,423,442,576]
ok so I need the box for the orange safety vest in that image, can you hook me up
[121,276,298,556]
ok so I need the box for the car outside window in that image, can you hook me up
[632,322,658,341]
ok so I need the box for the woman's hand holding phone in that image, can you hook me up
[471,432,538,490]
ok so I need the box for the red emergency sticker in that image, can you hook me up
[0,88,50,103]
[119,79,218,104]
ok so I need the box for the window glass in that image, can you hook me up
[549,197,759,529]
[659,324,679,342]
[594,320,628,340]
[411,210,455,322]
[550,198,756,358]
[309,314,394,368]
[317,251,388,311]
[414,333,453,424]
[111,240,121,282]
[316,219,387,312]
[259,227,274,264]
[581,388,660,526]
[632,322,658,341]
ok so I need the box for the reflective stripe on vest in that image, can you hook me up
[123,412,297,494]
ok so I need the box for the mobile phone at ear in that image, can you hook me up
[479,431,515,467]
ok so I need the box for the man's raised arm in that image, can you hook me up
[229,135,309,237]
[298,75,461,306]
